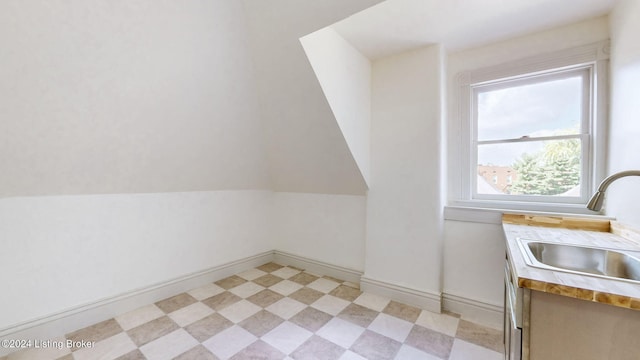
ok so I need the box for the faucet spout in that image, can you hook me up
[587,170,640,211]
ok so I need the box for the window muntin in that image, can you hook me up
[470,66,592,203]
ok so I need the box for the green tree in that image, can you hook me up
[510,139,580,196]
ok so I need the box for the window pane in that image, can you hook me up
[477,75,583,141]
[477,139,581,196]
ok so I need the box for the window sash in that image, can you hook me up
[469,66,593,204]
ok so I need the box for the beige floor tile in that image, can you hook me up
[184,313,233,342]
[256,262,285,273]
[247,289,285,308]
[126,316,179,347]
[329,285,363,302]
[405,324,454,359]
[113,349,146,360]
[116,304,165,331]
[173,345,219,360]
[350,330,402,360]
[215,275,247,290]
[455,319,503,353]
[238,310,285,337]
[289,272,319,286]
[290,335,345,359]
[230,340,285,360]
[66,318,124,348]
[289,287,324,305]
[253,274,285,287]
[289,307,333,332]
[155,293,197,314]
[201,291,242,311]
[382,301,422,323]
[337,303,379,328]
[338,350,367,360]
[72,332,136,360]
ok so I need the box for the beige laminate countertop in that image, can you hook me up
[502,214,640,310]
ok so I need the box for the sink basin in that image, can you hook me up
[518,239,640,282]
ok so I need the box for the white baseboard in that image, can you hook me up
[442,292,503,329]
[272,250,363,285]
[359,276,441,313]
[0,251,274,356]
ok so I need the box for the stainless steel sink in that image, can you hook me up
[518,239,640,282]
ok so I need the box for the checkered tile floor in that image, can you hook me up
[4,263,503,360]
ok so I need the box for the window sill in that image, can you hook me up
[444,201,614,225]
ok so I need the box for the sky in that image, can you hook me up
[475,74,583,167]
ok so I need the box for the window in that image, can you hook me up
[452,41,608,213]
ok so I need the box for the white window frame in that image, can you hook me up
[450,41,609,214]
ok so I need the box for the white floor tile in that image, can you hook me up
[270,267,301,279]
[218,300,261,323]
[237,268,268,281]
[269,280,303,296]
[72,333,136,360]
[415,310,460,337]
[307,278,340,293]
[311,295,350,316]
[394,344,442,360]
[168,302,214,327]
[449,339,503,360]
[367,313,414,342]
[187,283,225,301]
[5,337,70,360]
[115,304,165,331]
[316,318,365,349]
[265,297,307,319]
[139,329,198,360]
[353,292,390,312]
[261,322,313,355]
[203,326,257,359]
[228,282,265,298]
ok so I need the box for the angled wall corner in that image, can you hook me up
[241,0,381,195]
[300,27,371,186]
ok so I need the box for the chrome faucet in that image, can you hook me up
[587,170,640,211]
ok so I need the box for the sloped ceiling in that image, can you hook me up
[332,0,617,60]
[241,0,383,195]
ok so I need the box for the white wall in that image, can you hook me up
[444,17,610,308]
[273,193,366,271]
[606,0,640,227]
[0,191,272,330]
[241,0,382,195]
[365,45,445,295]
[0,0,269,196]
[301,27,372,185]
